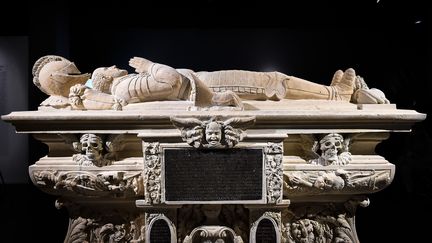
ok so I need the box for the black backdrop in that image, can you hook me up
[1,0,431,242]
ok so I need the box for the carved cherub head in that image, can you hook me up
[171,116,255,149]
[205,121,223,147]
[92,66,128,93]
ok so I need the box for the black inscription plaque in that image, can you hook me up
[164,148,263,202]
[255,219,277,243]
[149,219,171,243]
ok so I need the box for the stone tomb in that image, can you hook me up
[1,55,427,242]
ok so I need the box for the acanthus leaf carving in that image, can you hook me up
[170,116,255,148]
[265,142,284,204]
[144,142,162,204]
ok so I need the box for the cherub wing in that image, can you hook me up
[170,117,204,130]
[170,117,205,148]
[223,116,256,129]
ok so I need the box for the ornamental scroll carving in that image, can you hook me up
[32,170,143,197]
[170,116,256,148]
[143,142,162,204]
[177,205,249,242]
[284,169,391,196]
[301,133,352,166]
[183,226,244,243]
[265,142,284,204]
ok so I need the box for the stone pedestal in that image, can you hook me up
[2,100,425,243]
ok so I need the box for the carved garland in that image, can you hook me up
[143,142,162,204]
[265,142,284,204]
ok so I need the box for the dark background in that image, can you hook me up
[1,0,430,242]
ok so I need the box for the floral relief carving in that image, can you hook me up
[170,116,255,148]
[265,142,284,204]
[143,142,162,204]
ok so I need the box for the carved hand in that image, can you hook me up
[129,57,153,73]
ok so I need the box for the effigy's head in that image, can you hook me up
[205,121,222,147]
[319,133,344,163]
[92,66,128,80]
[91,66,128,93]
[32,55,90,97]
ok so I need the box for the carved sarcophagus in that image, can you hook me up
[1,55,426,242]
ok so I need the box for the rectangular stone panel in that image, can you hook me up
[164,148,263,203]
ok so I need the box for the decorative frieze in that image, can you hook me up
[32,170,143,197]
[284,169,391,196]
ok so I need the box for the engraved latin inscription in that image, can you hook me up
[164,148,263,202]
